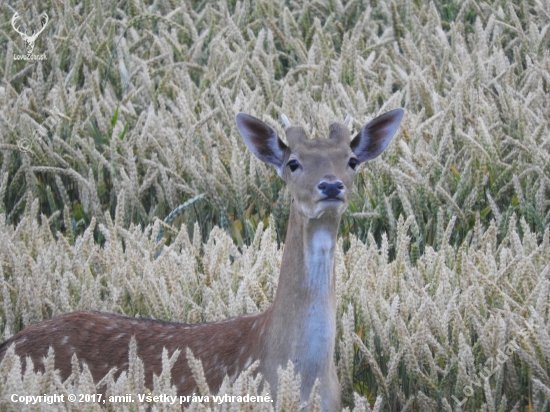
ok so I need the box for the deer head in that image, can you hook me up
[236,109,405,219]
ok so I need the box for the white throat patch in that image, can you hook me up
[305,229,334,293]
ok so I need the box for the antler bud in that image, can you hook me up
[281,114,290,127]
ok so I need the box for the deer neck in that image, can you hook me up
[263,199,340,369]
[277,200,339,303]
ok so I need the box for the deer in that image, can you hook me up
[0,109,404,411]
[11,12,49,55]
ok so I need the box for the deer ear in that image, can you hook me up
[236,113,288,170]
[351,109,404,163]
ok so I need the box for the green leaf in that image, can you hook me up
[90,120,105,146]
[111,104,119,128]
[119,123,128,140]
[481,206,491,219]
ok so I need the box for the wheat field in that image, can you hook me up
[0,0,549,410]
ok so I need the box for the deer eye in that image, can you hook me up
[348,158,358,170]
[287,159,300,172]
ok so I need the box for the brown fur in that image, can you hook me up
[0,311,267,395]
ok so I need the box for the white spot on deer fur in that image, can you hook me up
[252,321,257,329]
[70,346,76,353]
[89,322,95,327]
[116,333,125,339]
[180,376,186,383]
[104,363,109,369]
[244,357,252,369]
[62,336,69,345]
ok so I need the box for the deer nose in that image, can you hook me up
[317,181,344,198]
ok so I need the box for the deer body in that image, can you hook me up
[2,311,265,394]
[0,109,404,411]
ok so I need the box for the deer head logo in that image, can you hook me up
[11,12,49,55]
